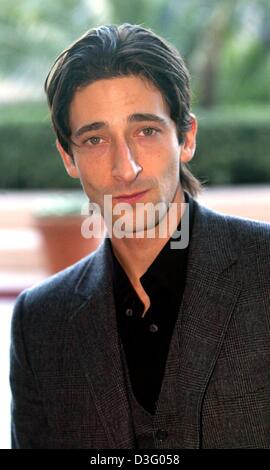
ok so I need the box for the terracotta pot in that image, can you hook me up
[34,215,104,274]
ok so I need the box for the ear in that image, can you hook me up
[180,113,198,164]
[56,140,80,179]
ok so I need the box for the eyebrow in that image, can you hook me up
[73,113,167,138]
[128,113,167,124]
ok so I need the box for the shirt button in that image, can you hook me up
[156,429,168,442]
[125,308,133,317]
[149,323,159,333]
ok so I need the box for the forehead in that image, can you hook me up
[69,75,171,129]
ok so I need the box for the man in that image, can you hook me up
[10,23,270,449]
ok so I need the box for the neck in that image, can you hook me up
[108,187,186,285]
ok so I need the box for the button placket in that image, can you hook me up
[149,323,159,333]
[125,308,133,317]
[156,429,168,442]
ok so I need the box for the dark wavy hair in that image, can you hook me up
[45,23,201,196]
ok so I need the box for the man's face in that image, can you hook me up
[58,75,197,233]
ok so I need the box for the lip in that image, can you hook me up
[113,189,149,203]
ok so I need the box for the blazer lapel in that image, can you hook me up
[177,201,241,447]
[69,239,135,448]
[159,200,242,447]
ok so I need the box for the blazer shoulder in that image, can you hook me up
[198,203,270,281]
[223,212,270,251]
[196,200,270,246]
[12,248,98,329]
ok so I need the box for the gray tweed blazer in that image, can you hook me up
[10,198,270,448]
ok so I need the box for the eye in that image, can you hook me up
[139,127,159,137]
[86,136,103,145]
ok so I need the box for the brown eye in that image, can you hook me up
[142,128,156,136]
[139,127,160,137]
[88,136,102,145]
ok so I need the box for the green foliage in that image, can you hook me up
[0,112,80,189]
[0,102,49,124]
[193,106,270,185]
[108,0,270,107]
[0,102,269,189]
[1,0,270,107]
[218,39,270,105]
[0,0,98,80]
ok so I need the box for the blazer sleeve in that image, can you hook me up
[10,291,50,449]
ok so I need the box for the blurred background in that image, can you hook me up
[0,0,269,448]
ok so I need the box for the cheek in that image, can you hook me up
[157,149,181,195]
[74,156,104,185]
[73,161,107,201]
[160,147,180,179]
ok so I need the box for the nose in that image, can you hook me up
[111,138,142,182]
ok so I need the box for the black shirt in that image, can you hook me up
[111,193,194,415]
